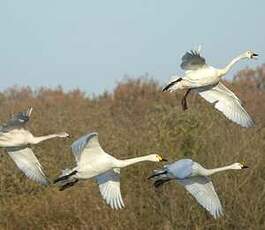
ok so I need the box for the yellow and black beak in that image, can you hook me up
[157,155,168,162]
[251,53,258,59]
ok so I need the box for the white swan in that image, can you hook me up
[149,159,248,219]
[163,48,258,128]
[54,132,167,209]
[1,107,69,185]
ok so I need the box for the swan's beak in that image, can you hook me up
[158,156,168,162]
[242,165,249,169]
[251,53,258,59]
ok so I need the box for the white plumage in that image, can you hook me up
[163,48,258,128]
[1,107,70,185]
[178,176,223,219]
[96,169,124,209]
[54,132,167,209]
[196,82,254,128]
[149,159,248,219]
[7,147,49,185]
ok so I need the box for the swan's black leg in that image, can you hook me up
[54,170,78,184]
[181,89,191,111]
[162,78,182,91]
[59,179,79,191]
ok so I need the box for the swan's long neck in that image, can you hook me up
[115,155,154,168]
[30,134,62,144]
[199,164,237,176]
[219,54,246,76]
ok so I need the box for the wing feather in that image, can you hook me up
[71,132,107,164]
[181,49,206,70]
[197,82,254,128]
[0,107,32,132]
[96,169,125,209]
[178,176,223,219]
[7,146,49,185]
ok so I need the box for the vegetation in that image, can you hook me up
[1,65,265,229]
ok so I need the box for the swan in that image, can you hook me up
[148,159,248,219]
[54,132,167,209]
[163,48,258,128]
[1,107,69,185]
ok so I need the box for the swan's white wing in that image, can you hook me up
[178,176,223,219]
[96,169,124,209]
[181,49,207,70]
[7,146,49,185]
[196,82,254,128]
[71,132,107,164]
[0,107,32,132]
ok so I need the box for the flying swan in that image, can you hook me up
[0,107,69,185]
[148,159,248,219]
[163,48,258,128]
[54,132,167,209]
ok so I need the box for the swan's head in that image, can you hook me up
[57,132,70,138]
[231,162,249,170]
[243,50,258,59]
[149,154,168,162]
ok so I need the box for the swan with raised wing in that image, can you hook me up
[54,132,167,209]
[163,48,258,128]
[1,107,69,185]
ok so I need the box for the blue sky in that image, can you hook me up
[0,1,264,94]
